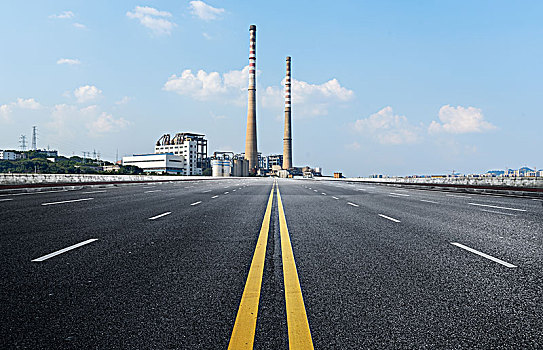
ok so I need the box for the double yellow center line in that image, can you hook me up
[228,181,314,349]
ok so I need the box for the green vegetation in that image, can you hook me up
[0,153,143,175]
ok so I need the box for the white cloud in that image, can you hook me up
[202,32,212,40]
[73,23,86,29]
[126,6,176,35]
[87,112,130,134]
[115,96,133,105]
[0,104,12,122]
[345,141,361,150]
[57,58,81,65]
[49,104,129,138]
[0,98,41,122]
[163,66,249,104]
[163,66,354,115]
[429,105,496,134]
[49,11,74,19]
[16,98,41,110]
[262,78,354,117]
[74,85,102,103]
[354,106,421,145]
[189,1,225,21]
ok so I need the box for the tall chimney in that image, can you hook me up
[283,56,292,170]
[244,25,258,174]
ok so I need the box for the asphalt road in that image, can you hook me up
[1,178,542,349]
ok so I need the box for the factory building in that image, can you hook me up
[122,153,185,174]
[155,133,208,175]
[0,150,19,160]
[211,152,249,177]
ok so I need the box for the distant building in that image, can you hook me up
[155,133,207,175]
[0,150,18,160]
[267,154,283,170]
[102,164,120,172]
[334,172,343,179]
[122,153,185,174]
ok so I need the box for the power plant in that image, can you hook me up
[244,24,258,174]
[283,56,293,170]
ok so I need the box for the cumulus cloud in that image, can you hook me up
[262,78,354,117]
[73,85,102,103]
[189,1,225,21]
[88,112,130,134]
[163,66,249,104]
[0,104,12,122]
[115,96,133,105]
[49,11,74,19]
[429,105,496,134]
[73,23,87,29]
[0,98,41,122]
[163,66,353,115]
[354,106,422,145]
[126,6,176,35]
[57,58,81,65]
[49,104,129,138]
[16,98,41,109]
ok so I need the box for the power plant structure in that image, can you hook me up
[244,24,258,174]
[211,152,248,177]
[283,56,293,170]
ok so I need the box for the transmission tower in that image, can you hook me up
[19,135,27,151]
[31,126,37,150]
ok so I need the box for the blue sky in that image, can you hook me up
[1,1,541,176]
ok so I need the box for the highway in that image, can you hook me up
[1,178,542,349]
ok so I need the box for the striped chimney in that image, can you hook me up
[283,56,293,170]
[244,25,258,174]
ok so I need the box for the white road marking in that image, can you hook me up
[42,198,94,206]
[480,209,516,216]
[332,196,339,200]
[212,195,219,198]
[450,242,517,268]
[420,199,438,204]
[0,189,70,197]
[468,202,526,212]
[31,239,98,262]
[145,190,161,193]
[233,189,236,192]
[143,186,156,189]
[447,194,471,198]
[82,190,107,194]
[202,190,212,193]
[378,214,401,223]
[190,201,202,206]
[313,190,318,192]
[356,189,366,191]
[390,193,409,197]
[224,191,229,194]
[149,211,172,220]
[0,198,13,202]
[347,202,359,207]
[321,193,327,195]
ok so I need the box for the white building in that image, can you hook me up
[122,153,185,174]
[0,150,18,160]
[155,133,207,175]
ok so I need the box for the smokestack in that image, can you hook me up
[244,24,258,174]
[283,56,292,170]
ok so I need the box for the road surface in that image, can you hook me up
[1,178,542,349]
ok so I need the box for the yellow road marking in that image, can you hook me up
[228,183,275,350]
[277,186,314,349]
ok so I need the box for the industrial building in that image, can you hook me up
[211,152,249,177]
[0,150,19,160]
[122,153,185,174]
[155,133,208,175]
